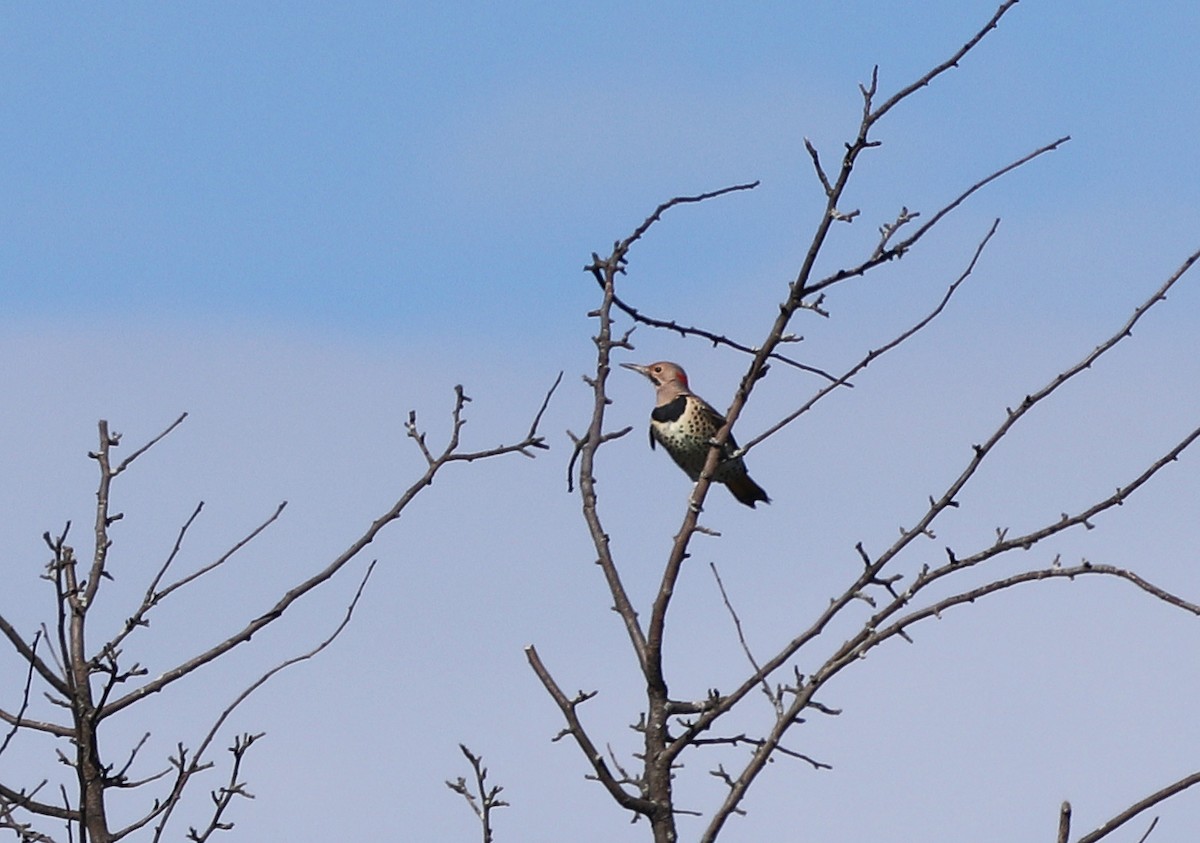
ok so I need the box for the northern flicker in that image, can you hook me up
[621,361,770,508]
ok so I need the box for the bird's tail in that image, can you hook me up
[725,473,770,508]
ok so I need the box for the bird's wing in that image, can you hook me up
[699,400,740,452]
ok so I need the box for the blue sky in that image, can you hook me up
[7,2,1198,338]
[2,3,1200,842]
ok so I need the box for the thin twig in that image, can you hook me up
[1076,773,1200,843]
[1136,816,1160,843]
[806,137,1068,297]
[143,562,377,842]
[111,413,189,478]
[0,631,42,758]
[709,564,779,716]
[105,502,288,660]
[102,380,555,719]
[738,218,1000,456]
[445,745,509,843]
[616,182,759,256]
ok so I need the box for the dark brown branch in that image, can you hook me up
[785,3,1024,314]
[653,17,1045,771]
[0,708,69,739]
[806,137,1068,297]
[699,557,1200,842]
[594,180,839,381]
[106,733,160,789]
[739,218,1000,456]
[155,503,284,603]
[445,745,509,843]
[85,415,189,615]
[110,413,189,479]
[524,645,655,817]
[139,562,376,842]
[1058,801,1072,843]
[603,289,839,383]
[677,411,1200,763]
[709,564,778,715]
[870,0,1020,124]
[616,182,759,256]
[148,501,206,596]
[693,734,830,771]
[577,247,651,670]
[1136,817,1161,843]
[672,243,1200,837]
[106,503,288,662]
[914,425,1200,598]
[101,383,553,718]
[803,137,834,196]
[0,616,68,713]
[0,780,75,822]
[566,426,633,493]
[0,630,42,758]
[525,371,563,447]
[0,798,59,843]
[861,562,1200,670]
[184,732,262,843]
[1075,773,1200,843]
[861,245,1200,581]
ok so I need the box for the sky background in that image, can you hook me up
[2,2,1200,841]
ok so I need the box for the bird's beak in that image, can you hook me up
[619,362,651,378]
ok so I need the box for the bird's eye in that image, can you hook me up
[653,366,661,373]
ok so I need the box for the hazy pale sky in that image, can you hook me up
[3,3,1200,841]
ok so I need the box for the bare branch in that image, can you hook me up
[603,289,840,382]
[870,0,1020,124]
[445,745,509,843]
[566,426,633,494]
[616,182,759,257]
[864,562,1200,667]
[803,137,833,196]
[139,562,377,842]
[0,616,68,714]
[806,137,1068,297]
[184,732,262,843]
[709,564,779,716]
[739,218,1000,456]
[589,180,843,381]
[1058,801,1071,843]
[110,413,189,479]
[525,371,563,449]
[156,503,286,603]
[524,646,655,817]
[693,734,830,771]
[1136,817,1161,843]
[101,380,554,718]
[863,246,1200,579]
[0,781,75,823]
[0,798,59,843]
[1076,772,1200,843]
[646,38,1053,787]
[105,502,288,660]
[0,630,43,758]
[576,241,653,672]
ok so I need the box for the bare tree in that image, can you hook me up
[523,3,1200,842]
[0,380,556,843]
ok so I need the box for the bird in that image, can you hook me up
[621,361,770,508]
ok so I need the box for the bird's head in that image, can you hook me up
[620,361,690,392]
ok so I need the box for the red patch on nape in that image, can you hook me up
[676,369,688,387]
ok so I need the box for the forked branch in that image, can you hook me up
[446,744,509,843]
